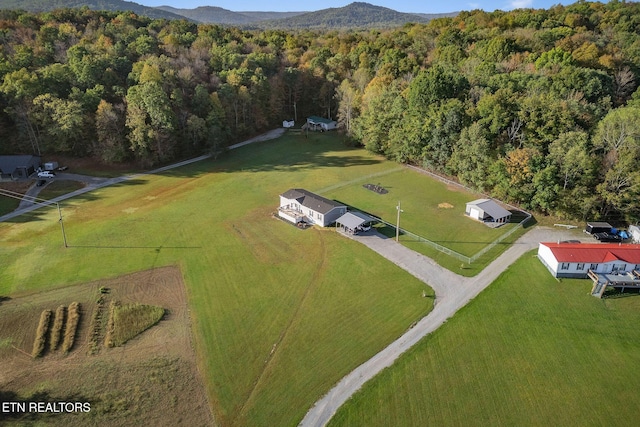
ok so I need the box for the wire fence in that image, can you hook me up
[377,218,472,263]
[378,211,531,264]
[368,164,533,264]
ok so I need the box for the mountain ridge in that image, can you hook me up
[0,0,458,28]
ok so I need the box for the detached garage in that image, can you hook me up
[0,155,41,180]
[465,199,511,225]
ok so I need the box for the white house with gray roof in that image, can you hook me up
[465,198,511,225]
[279,189,346,227]
[306,116,337,131]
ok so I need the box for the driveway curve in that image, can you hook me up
[299,226,580,427]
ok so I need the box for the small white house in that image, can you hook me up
[537,242,640,278]
[278,189,346,227]
[306,116,337,131]
[465,199,511,225]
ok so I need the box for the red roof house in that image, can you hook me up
[537,242,640,278]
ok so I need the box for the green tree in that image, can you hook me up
[407,65,469,112]
[335,79,358,134]
[548,131,595,190]
[447,123,492,190]
[126,82,176,165]
[32,93,87,153]
[94,100,128,163]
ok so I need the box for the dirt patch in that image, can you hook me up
[0,180,34,194]
[46,154,139,177]
[0,266,215,426]
[438,203,454,209]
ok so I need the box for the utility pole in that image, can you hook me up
[396,201,403,242]
[0,188,68,248]
[57,203,68,248]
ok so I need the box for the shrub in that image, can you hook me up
[49,305,66,352]
[61,302,81,353]
[32,309,52,358]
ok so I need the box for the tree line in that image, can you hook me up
[0,2,639,223]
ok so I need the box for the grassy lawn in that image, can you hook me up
[0,195,19,216]
[321,168,527,275]
[37,180,85,200]
[0,133,434,426]
[329,253,640,427]
[0,181,33,215]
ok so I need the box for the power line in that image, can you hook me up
[0,188,68,248]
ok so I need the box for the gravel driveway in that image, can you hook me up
[300,226,581,427]
[0,129,286,223]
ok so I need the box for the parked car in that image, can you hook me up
[37,171,55,178]
[36,179,47,187]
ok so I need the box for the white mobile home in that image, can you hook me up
[306,116,337,131]
[537,242,640,278]
[279,189,346,227]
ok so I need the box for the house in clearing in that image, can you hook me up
[0,155,41,180]
[306,116,337,132]
[537,242,640,279]
[465,198,511,225]
[278,189,346,227]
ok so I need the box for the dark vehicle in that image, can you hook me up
[593,232,623,242]
[36,179,46,187]
[585,221,613,235]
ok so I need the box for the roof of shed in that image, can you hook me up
[540,242,640,264]
[0,155,40,173]
[281,189,345,214]
[466,198,511,219]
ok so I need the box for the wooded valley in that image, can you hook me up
[0,1,639,222]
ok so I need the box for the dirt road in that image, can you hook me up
[299,226,580,427]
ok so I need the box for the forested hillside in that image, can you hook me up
[0,2,639,223]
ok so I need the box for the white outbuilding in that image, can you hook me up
[465,199,511,225]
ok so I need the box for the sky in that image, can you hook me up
[134,0,593,14]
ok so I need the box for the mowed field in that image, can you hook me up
[0,133,440,426]
[329,253,640,426]
[320,168,527,275]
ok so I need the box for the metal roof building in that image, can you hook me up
[538,242,640,278]
[465,198,511,225]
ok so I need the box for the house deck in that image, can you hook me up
[588,269,640,298]
[278,207,305,224]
